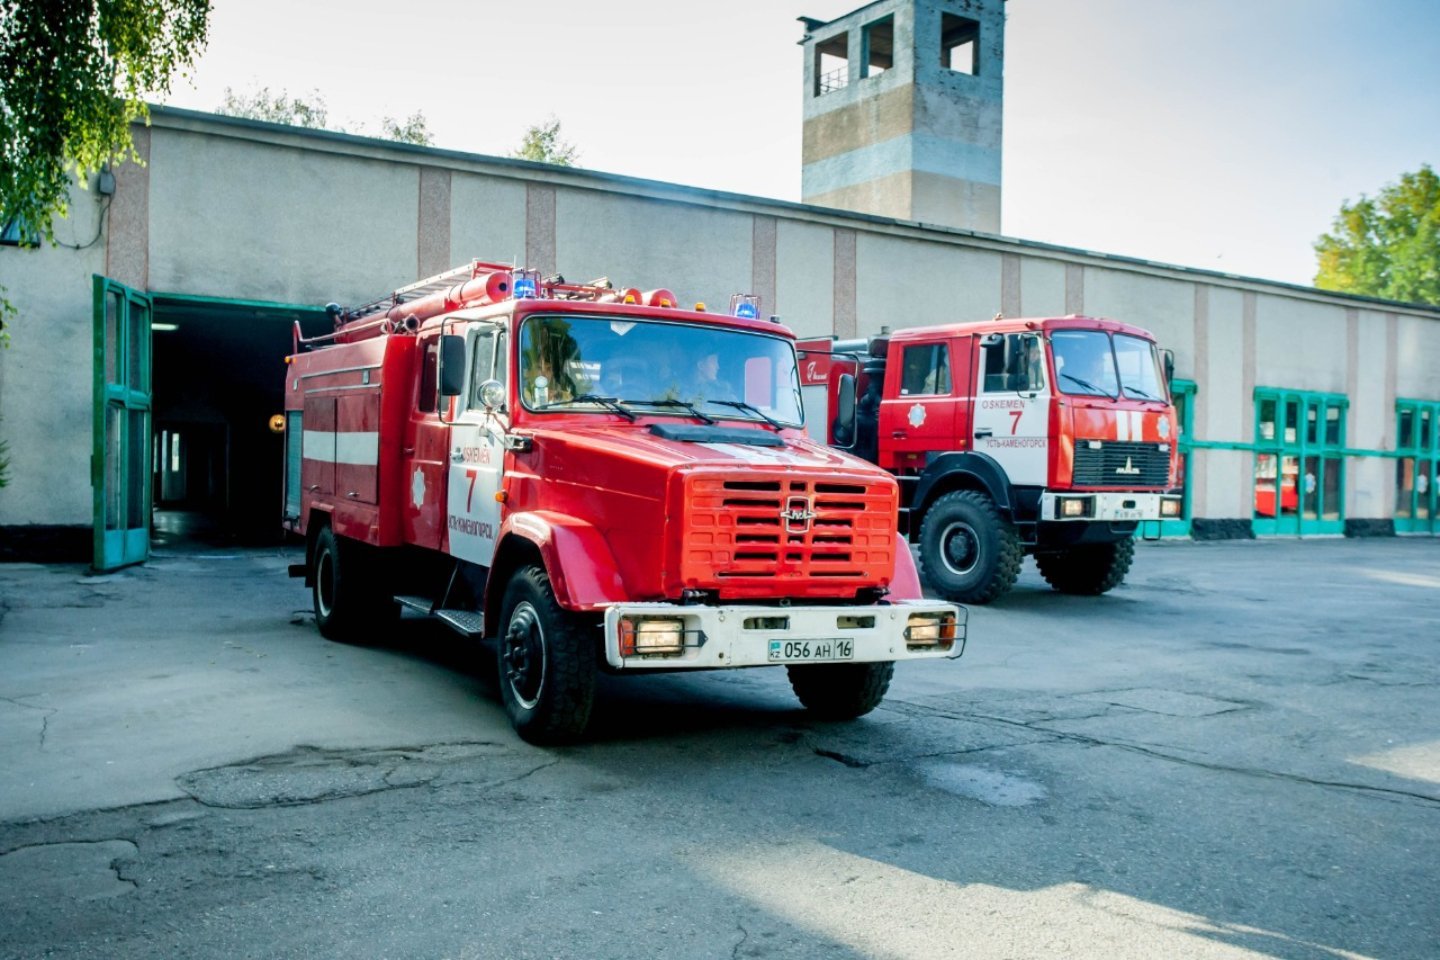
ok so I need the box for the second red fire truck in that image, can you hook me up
[283,261,963,743]
[798,316,1181,604]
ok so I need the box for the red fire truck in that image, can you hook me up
[798,316,1181,604]
[283,261,963,743]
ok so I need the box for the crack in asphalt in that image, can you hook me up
[730,922,749,960]
[0,694,58,750]
[886,698,1440,808]
[813,740,1050,770]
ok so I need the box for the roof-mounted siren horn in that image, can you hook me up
[643,288,677,308]
[729,293,761,320]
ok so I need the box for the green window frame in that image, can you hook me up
[1394,399,1439,534]
[1253,387,1347,537]
[1160,378,1196,538]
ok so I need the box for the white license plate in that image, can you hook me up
[768,638,854,663]
[1112,509,1144,520]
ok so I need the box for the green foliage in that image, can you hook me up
[217,86,330,128]
[1314,165,1440,306]
[511,118,579,167]
[217,87,433,146]
[0,0,212,336]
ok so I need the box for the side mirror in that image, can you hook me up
[477,378,505,412]
[440,334,466,397]
[981,332,1004,347]
[834,373,857,447]
[1161,348,1176,386]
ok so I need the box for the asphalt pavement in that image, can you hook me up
[1,536,1437,959]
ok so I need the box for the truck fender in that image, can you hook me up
[485,511,628,626]
[887,536,925,600]
[910,452,1014,530]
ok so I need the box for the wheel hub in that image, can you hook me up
[503,602,545,709]
[939,521,981,577]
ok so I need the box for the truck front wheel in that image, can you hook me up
[1034,537,1135,596]
[918,490,1023,604]
[787,662,894,720]
[497,566,598,744]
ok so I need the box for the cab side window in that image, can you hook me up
[418,339,439,413]
[899,343,951,396]
[982,334,1044,393]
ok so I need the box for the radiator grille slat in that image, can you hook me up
[1073,441,1170,487]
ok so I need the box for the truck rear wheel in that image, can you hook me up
[1034,537,1136,596]
[497,566,597,744]
[312,525,396,642]
[787,662,894,720]
[918,490,1023,604]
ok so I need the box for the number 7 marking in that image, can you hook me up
[1009,410,1023,434]
[465,468,478,512]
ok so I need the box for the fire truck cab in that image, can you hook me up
[283,262,963,742]
[799,316,1181,604]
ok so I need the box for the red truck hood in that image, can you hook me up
[526,421,874,472]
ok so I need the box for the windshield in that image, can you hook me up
[1050,330,1120,398]
[518,315,805,426]
[1113,333,1167,401]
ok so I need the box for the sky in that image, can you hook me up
[158,0,1440,287]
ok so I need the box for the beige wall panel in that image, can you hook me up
[1199,449,1248,519]
[147,131,419,306]
[1349,455,1389,520]
[0,183,107,526]
[449,174,527,268]
[1201,287,1245,443]
[1016,256,1065,318]
[1351,311,1390,449]
[1252,294,1347,394]
[1394,315,1440,400]
[775,220,835,338]
[1081,267,1195,370]
[553,189,752,314]
[854,234,1001,337]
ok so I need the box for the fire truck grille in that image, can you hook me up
[681,476,896,591]
[1072,441,1171,487]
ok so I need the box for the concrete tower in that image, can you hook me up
[799,0,1005,233]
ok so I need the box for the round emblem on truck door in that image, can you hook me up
[908,403,927,428]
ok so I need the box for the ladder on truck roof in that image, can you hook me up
[345,260,515,321]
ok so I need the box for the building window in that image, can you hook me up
[0,211,39,247]
[1395,399,1438,534]
[815,34,849,95]
[899,343,951,396]
[862,16,893,79]
[1253,388,1347,536]
[941,13,979,75]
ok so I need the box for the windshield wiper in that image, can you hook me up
[706,399,784,431]
[545,394,637,421]
[1123,384,1160,401]
[1061,373,1117,401]
[623,398,716,424]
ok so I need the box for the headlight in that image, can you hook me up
[1160,498,1182,518]
[1057,496,1093,518]
[619,617,686,656]
[905,612,957,650]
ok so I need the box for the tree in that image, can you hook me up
[1314,165,1440,306]
[511,118,579,167]
[0,0,211,337]
[0,0,209,249]
[217,87,434,146]
[217,86,330,129]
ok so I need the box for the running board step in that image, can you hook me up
[434,609,485,637]
[393,596,483,637]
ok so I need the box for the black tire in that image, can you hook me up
[1034,537,1136,596]
[496,566,598,744]
[311,525,396,642]
[918,490,1023,604]
[787,662,894,720]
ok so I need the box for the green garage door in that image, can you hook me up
[93,275,153,571]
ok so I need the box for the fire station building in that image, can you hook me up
[2,0,1439,564]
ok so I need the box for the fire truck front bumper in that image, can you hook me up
[1043,491,1183,523]
[601,600,966,670]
